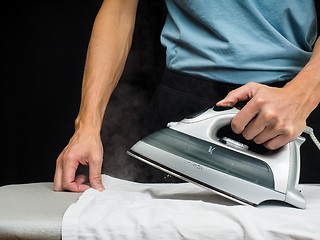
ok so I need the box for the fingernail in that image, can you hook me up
[98,184,105,192]
[216,100,232,107]
[216,100,224,106]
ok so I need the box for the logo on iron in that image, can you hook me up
[208,146,215,155]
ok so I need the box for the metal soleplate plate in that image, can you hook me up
[127,149,254,207]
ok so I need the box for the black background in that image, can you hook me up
[2,0,167,186]
[2,1,320,186]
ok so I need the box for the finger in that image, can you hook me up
[231,100,260,134]
[241,116,266,141]
[63,181,91,192]
[75,174,88,185]
[61,155,89,192]
[255,125,298,150]
[53,153,63,191]
[216,82,258,106]
[74,174,91,192]
[252,126,281,145]
[62,175,90,192]
[89,158,105,192]
[263,134,290,150]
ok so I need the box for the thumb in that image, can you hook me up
[216,82,260,106]
[89,159,105,192]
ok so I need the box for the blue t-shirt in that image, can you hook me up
[161,0,318,84]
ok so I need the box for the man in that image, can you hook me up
[54,0,320,192]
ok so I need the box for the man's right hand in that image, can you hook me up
[53,130,105,192]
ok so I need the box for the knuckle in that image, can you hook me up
[242,131,252,140]
[89,154,103,166]
[61,151,71,161]
[89,174,102,183]
[61,182,69,191]
[62,150,77,163]
[275,121,295,137]
[253,137,263,145]
[231,119,244,134]
[264,142,278,150]
[55,157,62,168]
[93,152,103,162]
[263,110,277,121]
[61,181,74,192]
[254,96,267,106]
[53,184,62,192]
[247,82,257,87]
[247,82,262,91]
[225,89,236,98]
[283,127,296,140]
[242,132,249,140]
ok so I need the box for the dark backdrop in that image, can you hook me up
[2,1,167,186]
[2,1,320,186]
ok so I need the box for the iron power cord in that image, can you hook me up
[303,126,320,151]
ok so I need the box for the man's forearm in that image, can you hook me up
[284,37,320,119]
[75,0,139,132]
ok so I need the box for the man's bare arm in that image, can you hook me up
[54,0,139,192]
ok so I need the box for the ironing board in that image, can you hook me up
[0,182,81,240]
[1,177,319,240]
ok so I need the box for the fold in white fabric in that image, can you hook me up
[62,175,320,240]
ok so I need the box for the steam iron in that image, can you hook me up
[127,106,306,209]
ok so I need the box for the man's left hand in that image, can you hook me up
[217,82,307,150]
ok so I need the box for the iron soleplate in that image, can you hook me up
[127,149,254,207]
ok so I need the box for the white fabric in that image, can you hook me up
[62,175,320,240]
